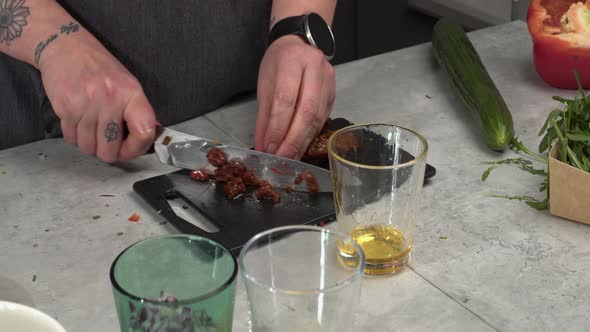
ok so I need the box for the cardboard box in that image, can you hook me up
[549,144,590,225]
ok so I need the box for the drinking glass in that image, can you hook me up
[110,234,237,331]
[239,225,365,332]
[328,123,428,275]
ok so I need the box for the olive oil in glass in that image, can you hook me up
[350,224,411,275]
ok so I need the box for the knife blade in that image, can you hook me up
[154,126,333,192]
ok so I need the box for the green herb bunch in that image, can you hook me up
[481,72,590,210]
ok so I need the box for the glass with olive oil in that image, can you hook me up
[328,124,428,275]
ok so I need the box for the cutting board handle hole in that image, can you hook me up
[165,192,220,234]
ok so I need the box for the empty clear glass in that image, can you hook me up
[239,225,365,332]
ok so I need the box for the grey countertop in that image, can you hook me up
[2,21,589,332]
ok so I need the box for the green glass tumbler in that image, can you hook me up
[110,234,238,332]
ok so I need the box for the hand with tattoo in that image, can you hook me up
[36,24,157,162]
[0,0,156,162]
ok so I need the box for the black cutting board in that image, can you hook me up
[133,118,436,255]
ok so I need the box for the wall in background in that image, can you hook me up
[409,0,512,30]
[330,0,528,66]
[331,0,437,65]
[511,0,529,21]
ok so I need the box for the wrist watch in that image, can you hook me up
[268,13,336,60]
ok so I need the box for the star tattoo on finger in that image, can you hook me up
[105,122,120,142]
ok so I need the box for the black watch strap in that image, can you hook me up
[268,14,306,46]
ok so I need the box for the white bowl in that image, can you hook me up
[0,301,66,332]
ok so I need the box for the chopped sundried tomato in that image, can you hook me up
[214,164,235,182]
[294,174,303,185]
[190,170,210,181]
[294,171,319,193]
[207,148,227,167]
[224,178,246,199]
[128,213,140,222]
[241,170,259,186]
[269,167,284,175]
[303,130,333,160]
[162,136,172,146]
[227,160,247,177]
[254,180,281,203]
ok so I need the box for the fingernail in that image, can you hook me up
[266,143,277,154]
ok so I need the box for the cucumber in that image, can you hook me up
[432,17,514,151]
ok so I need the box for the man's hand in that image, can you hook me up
[255,35,335,160]
[38,31,157,163]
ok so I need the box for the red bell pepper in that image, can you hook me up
[528,0,590,88]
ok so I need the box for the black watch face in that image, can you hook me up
[306,13,335,58]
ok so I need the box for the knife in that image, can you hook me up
[153,126,333,193]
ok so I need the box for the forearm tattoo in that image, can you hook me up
[0,0,30,46]
[104,122,120,142]
[34,21,79,64]
[34,33,57,64]
[60,21,78,34]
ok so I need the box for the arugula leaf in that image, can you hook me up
[539,126,556,154]
[566,132,590,142]
[552,96,573,104]
[511,137,546,162]
[567,146,587,171]
[481,163,496,182]
[539,178,548,192]
[560,137,569,164]
[582,154,590,171]
[480,158,546,179]
[537,109,563,137]
[487,194,549,210]
[575,70,585,96]
[526,199,549,211]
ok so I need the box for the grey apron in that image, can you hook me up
[0,0,271,150]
